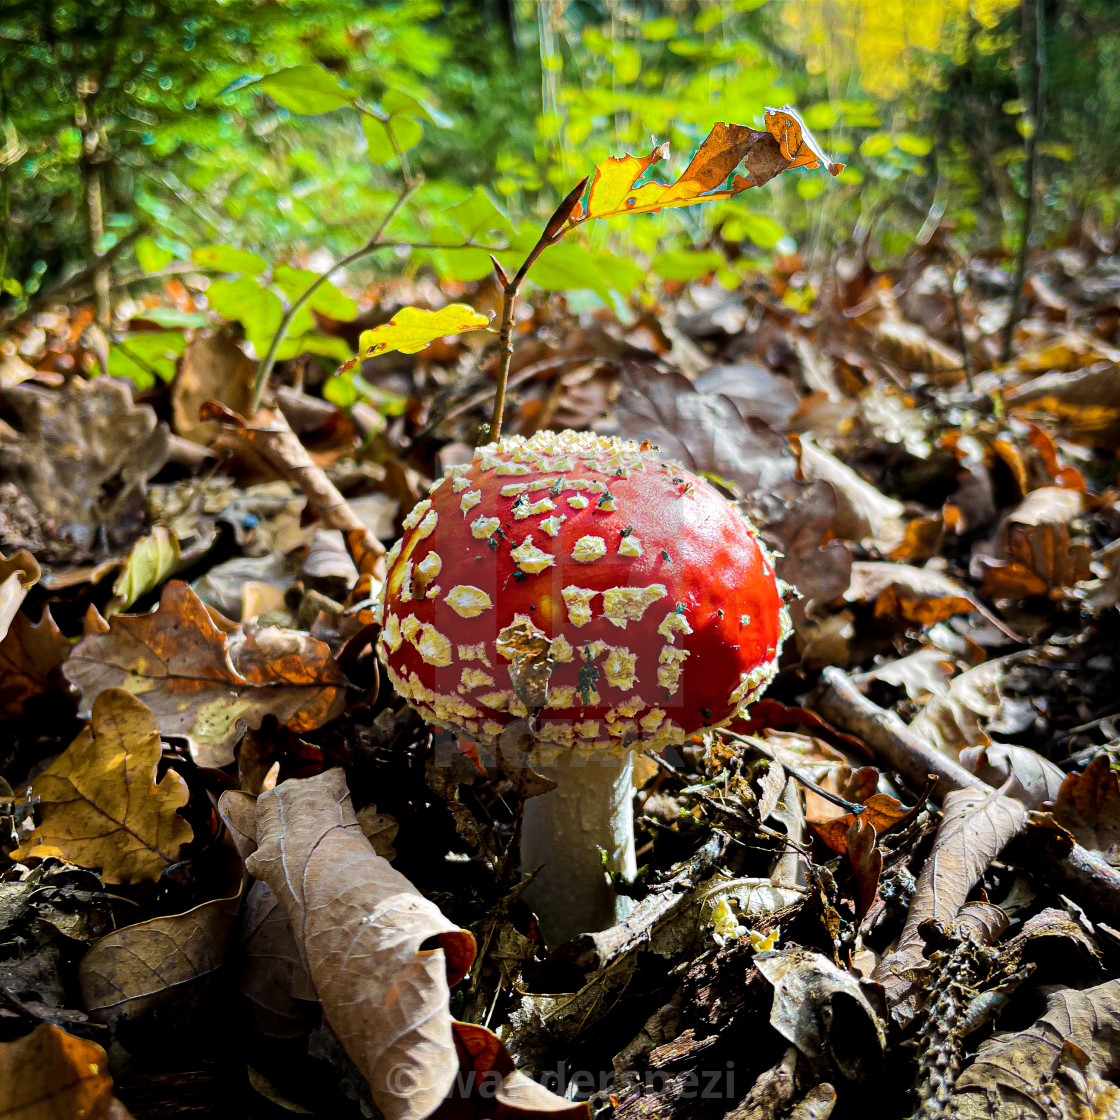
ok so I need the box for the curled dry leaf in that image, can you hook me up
[846,816,882,923]
[63,580,348,768]
[756,947,885,1083]
[79,890,241,1022]
[874,787,1025,1021]
[0,376,169,564]
[242,768,584,1120]
[810,794,915,856]
[0,605,70,718]
[172,329,256,445]
[960,743,1065,808]
[909,656,1012,759]
[951,979,1120,1119]
[845,561,1017,637]
[107,523,182,615]
[977,487,1091,599]
[792,435,905,548]
[0,547,39,643]
[1004,363,1120,450]
[13,689,193,884]
[0,1022,129,1120]
[874,319,963,377]
[1051,756,1120,862]
[857,647,956,701]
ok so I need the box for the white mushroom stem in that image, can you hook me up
[520,749,637,948]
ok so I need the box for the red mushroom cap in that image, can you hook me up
[375,430,791,758]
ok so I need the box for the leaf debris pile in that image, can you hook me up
[6,230,1120,1119]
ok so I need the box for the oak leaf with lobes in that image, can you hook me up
[13,688,193,884]
[63,580,348,768]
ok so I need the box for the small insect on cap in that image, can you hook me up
[375,429,791,760]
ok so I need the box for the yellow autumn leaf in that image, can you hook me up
[575,109,842,225]
[13,688,193,883]
[356,304,492,360]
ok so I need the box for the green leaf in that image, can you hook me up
[272,265,359,322]
[446,188,515,240]
[192,245,267,275]
[643,16,678,40]
[132,306,210,328]
[1,277,22,297]
[108,331,187,390]
[381,88,451,128]
[527,242,612,305]
[256,65,355,115]
[356,304,491,358]
[296,334,354,362]
[650,249,724,282]
[729,211,785,249]
[207,278,283,346]
[431,247,496,283]
[362,114,423,162]
[895,132,933,156]
[860,133,894,158]
[135,236,173,274]
[109,525,181,615]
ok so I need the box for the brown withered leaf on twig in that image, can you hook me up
[845,561,1018,637]
[811,794,914,855]
[0,1022,131,1120]
[0,376,169,563]
[951,979,1120,1120]
[79,890,241,1022]
[64,580,348,768]
[846,817,882,923]
[873,787,1025,1022]
[13,689,192,884]
[241,768,585,1120]
[1051,756,1120,863]
[0,606,69,718]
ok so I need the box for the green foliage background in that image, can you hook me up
[2,0,1118,393]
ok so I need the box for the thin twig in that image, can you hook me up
[951,269,974,392]
[1001,0,1047,362]
[719,728,866,816]
[250,178,421,412]
[486,175,587,443]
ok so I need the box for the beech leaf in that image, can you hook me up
[63,580,348,768]
[239,769,586,1120]
[349,304,492,365]
[0,1023,128,1120]
[12,689,193,884]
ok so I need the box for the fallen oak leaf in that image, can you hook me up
[810,793,920,855]
[0,605,70,718]
[12,689,193,884]
[0,1022,130,1120]
[63,581,348,768]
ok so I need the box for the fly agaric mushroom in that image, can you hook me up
[375,429,791,946]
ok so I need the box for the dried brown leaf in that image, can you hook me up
[13,689,192,884]
[811,794,914,855]
[0,1022,129,1120]
[0,547,39,643]
[874,319,963,377]
[909,657,1013,759]
[952,980,1120,1119]
[243,768,583,1120]
[845,561,1017,637]
[960,743,1065,808]
[1052,756,1120,861]
[846,817,882,923]
[873,787,1025,1020]
[63,581,348,767]
[1005,363,1120,450]
[0,377,169,563]
[79,891,241,1021]
[0,606,69,718]
[172,330,257,445]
